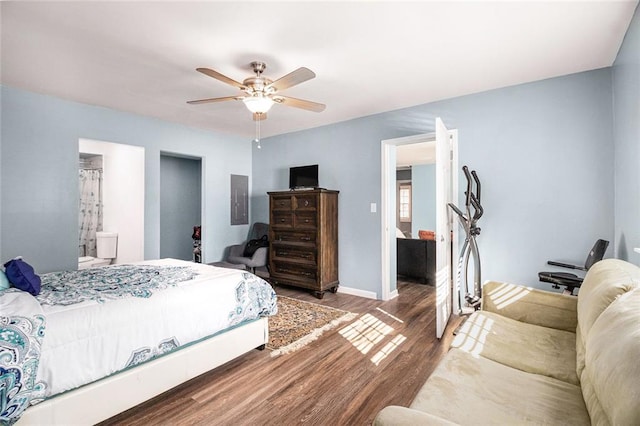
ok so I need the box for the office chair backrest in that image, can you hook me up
[585,239,609,270]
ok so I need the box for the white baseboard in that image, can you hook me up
[387,289,399,300]
[337,285,378,299]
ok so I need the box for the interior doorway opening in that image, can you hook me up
[381,124,458,338]
[160,152,203,262]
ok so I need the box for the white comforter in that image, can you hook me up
[35,259,276,399]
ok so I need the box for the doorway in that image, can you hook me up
[381,123,458,337]
[160,153,203,261]
[79,138,145,265]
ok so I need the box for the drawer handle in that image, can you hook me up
[281,218,286,222]
[280,201,285,206]
[305,219,310,223]
[301,237,311,241]
[304,200,309,207]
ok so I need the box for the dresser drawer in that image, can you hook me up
[271,212,293,228]
[271,230,316,244]
[272,245,317,264]
[271,196,292,211]
[271,261,317,283]
[294,212,317,229]
[294,194,317,210]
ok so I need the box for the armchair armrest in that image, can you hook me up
[244,246,268,268]
[374,406,459,426]
[227,247,268,269]
[482,281,578,332]
[228,244,246,258]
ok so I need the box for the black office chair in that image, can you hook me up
[538,239,609,295]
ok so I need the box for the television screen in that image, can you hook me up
[289,164,319,189]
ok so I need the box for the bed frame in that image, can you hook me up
[18,317,268,425]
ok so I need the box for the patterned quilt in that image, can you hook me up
[0,260,277,424]
[0,290,47,425]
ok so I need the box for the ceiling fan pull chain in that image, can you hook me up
[254,115,262,149]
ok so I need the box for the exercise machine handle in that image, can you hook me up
[472,170,481,205]
[470,193,483,220]
[448,202,466,219]
[547,260,586,271]
[463,166,472,208]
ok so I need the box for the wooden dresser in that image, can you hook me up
[268,189,339,298]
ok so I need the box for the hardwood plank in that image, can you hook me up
[100,280,461,425]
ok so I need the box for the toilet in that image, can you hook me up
[78,232,118,270]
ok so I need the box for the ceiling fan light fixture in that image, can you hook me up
[243,95,274,114]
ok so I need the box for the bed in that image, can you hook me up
[1,259,277,425]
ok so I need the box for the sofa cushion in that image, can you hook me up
[451,311,578,385]
[374,406,459,426]
[581,288,640,426]
[576,259,640,378]
[482,281,578,332]
[409,348,589,425]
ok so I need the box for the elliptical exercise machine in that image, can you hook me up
[448,166,483,313]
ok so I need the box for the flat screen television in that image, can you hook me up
[289,164,319,189]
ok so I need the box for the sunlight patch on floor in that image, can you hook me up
[375,307,404,323]
[339,313,394,355]
[371,334,407,366]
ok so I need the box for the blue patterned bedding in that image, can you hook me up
[1,260,277,424]
[38,265,199,305]
[0,290,47,425]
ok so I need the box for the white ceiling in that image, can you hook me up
[397,142,436,168]
[1,1,637,139]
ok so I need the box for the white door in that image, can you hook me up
[435,118,452,338]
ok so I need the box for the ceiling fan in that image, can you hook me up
[187,61,326,121]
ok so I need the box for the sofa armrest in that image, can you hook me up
[481,281,578,332]
[374,406,459,426]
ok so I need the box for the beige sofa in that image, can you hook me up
[374,259,640,425]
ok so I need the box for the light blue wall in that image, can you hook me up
[160,155,202,261]
[411,164,436,236]
[1,85,252,273]
[252,69,614,297]
[613,4,640,263]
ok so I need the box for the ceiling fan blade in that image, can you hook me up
[186,96,240,105]
[268,67,316,92]
[196,68,245,89]
[253,112,267,121]
[275,95,326,112]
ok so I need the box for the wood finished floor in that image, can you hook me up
[100,280,461,426]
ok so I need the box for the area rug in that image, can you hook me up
[268,296,357,357]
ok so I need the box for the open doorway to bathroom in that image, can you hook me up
[78,138,145,269]
[78,153,104,260]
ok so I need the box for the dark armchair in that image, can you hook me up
[227,222,269,273]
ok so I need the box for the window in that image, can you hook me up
[399,184,412,222]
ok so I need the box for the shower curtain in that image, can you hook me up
[79,169,103,257]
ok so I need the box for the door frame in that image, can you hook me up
[380,131,458,303]
[159,151,205,261]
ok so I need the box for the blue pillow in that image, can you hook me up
[4,258,41,296]
[0,270,10,290]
